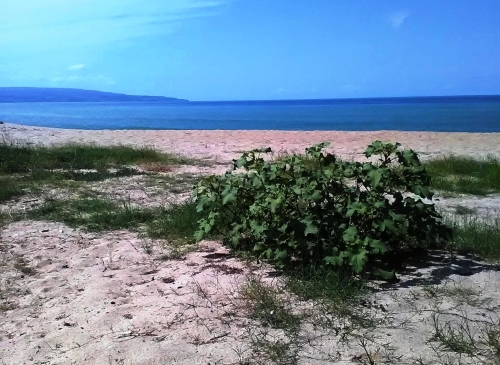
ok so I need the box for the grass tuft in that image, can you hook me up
[146,201,207,244]
[446,214,500,262]
[0,142,203,203]
[240,278,301,331]
[0,143,193,173]
[28,198,155,232]
[0,176,25,202]
[425,155,500,195]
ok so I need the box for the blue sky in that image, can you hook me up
[0,0,498,101]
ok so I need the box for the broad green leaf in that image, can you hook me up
[304,223,318,236]
[369,239,387,254]
[382,219,397,233]
[346,202,367,217]
[194,230,204,242]
[343,226,358,242]
[253,243,265,252]
[368,169,383,187]
[231,235,240,246]
[309,190,322,201]
[269,196,282,213]
[390,212,406,222]
[349,249,368,273]
[222,189,237,205]
[374,268,396,280]
[325,255,343,266]
[196,197,207,212]
[302,215,319,236]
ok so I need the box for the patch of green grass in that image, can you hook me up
[284,266,374,329]
[446,215,500,262]
[146,201,207,244]
[486,324,500,361]
[14,257,37,276]
[21,166,145,183]
[0,300,18,312]
[25,198,207,245]
[240,278,301,331]
[0,176,25,202]
[431,313,478,356]
[430,313,500,363]
[0,142,203,203]
[284,266,366,304]
[247,330,300,365]
[425,155,500,195]
[0,143,196,174]
[28,198,156,232]
[422,281,488,307]
[238,271,368,365]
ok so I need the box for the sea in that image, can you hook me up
[1,95,499,132]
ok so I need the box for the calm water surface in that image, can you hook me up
[1,96,499,132]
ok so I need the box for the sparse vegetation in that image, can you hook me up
[28,198,156,231]
[146,201,207,244]
[431,313,500,363]
[241,278,301,330]
[447,213,500,262]
[0,143,193,173]
[26,198,207,246]
[425,155,500,195]
[0,142,204,203]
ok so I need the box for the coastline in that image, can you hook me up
[3,122,500,163]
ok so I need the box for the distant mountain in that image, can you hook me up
[0,87,187,103]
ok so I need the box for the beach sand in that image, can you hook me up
[3,122,500,163]
[1,123,500,365]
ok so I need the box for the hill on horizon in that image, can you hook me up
[0,87,187,103]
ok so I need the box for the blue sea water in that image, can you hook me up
[1,95,499,132]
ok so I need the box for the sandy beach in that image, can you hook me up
[3,122,500,163]
[1,122,500,365]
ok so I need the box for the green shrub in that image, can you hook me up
[193,141,451,279]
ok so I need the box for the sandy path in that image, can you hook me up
[3,123,500,162]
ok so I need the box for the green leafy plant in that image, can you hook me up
[193,141,451,278]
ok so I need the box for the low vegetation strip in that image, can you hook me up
[425,155,500,195]
[25,198,203,245]
[447,214,500,261]
[0,143,195,173]
[0,142,205,203]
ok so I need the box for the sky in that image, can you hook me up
[0,0,499,101]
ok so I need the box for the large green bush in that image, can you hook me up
[193,141,451,279]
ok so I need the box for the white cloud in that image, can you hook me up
[388,11,409,29]
[0,0,227,48]
[68,64,85,71]
[51,74,115,85]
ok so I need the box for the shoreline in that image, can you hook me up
[3,122,500,162]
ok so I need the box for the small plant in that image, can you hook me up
[146,201,207,244]
[194,141,451,278]
[425,155,500,195]
[28,198,156,232]
[430,313,500,363]
[240,278,301,330]
[447,214,500,262]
